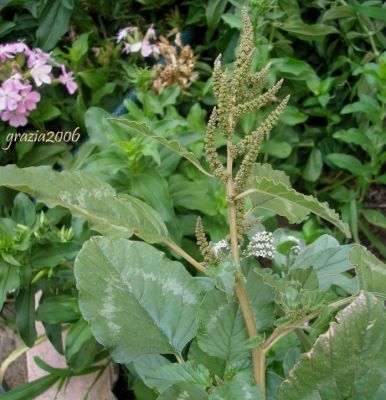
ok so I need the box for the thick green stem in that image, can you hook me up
[226,139,265,394]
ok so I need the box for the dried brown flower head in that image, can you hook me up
[152,33,198,94]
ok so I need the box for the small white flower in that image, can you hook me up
[211,239,229,257]
[245,231,275,259]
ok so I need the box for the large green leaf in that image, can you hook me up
[197,289,249,364]
[245,177,351,237]
[197,270,274,366]
[75,237,204,363]
[349,246,386,298]
[110,119,213,177]
[290,235,357,293]
[278,292,386,400]
[0,165,168,243]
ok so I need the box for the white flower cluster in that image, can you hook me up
[245,231,274,258]
[211,239,229,257]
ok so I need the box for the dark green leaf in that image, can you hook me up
[1,374,59,400]
[326,153,371,176]
[65,318,102,371]
[30,242,80,268]
[37,295,80,324]
[11,193,36,226]
[280,21,339,41]
[15,286,37,347]
[69,33,89,62]
[355,5,386,22]
[36,0,74,50]
[206,0,228,39]
[361,209,386,229]
[322,5,356,21]
[303,148,323,182]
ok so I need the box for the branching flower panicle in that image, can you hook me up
[232,8,255,100]
[234,94,290,158]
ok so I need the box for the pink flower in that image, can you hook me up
[0,82,21,111]
[0,45,14,62]
[145,26,156,40]
[26,48,51,68]
[141,41,153,57]
[3,75,24,91]
[30,61,52,86]
[17,85,41,113]
[1,109,28,127]
[123,41,154,57]
[9,42,28,54]
[58,65,77,94]
[117,26,137,43]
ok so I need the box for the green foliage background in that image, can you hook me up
[0,0,385,398]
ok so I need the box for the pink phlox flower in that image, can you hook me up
[141,41,153,57]
[144,25,156,40]
[3,74,24,91]
[117,26,137,43]
[0,81,22,111]
[16,84,41,113]
[123,41,154,57]
[30,61,52,87]
[26,48,51,68]
[58,65,77,94]
[0,44,15,62]
[0,109,28,127]
[11,42,29,54]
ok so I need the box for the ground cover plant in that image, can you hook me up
[0,9,385,399]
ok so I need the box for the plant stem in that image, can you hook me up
[262,296,356,353]
[234,188,259,201]
[175,354,184,363]
[226,138,264,393]
[163,239,206,273]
